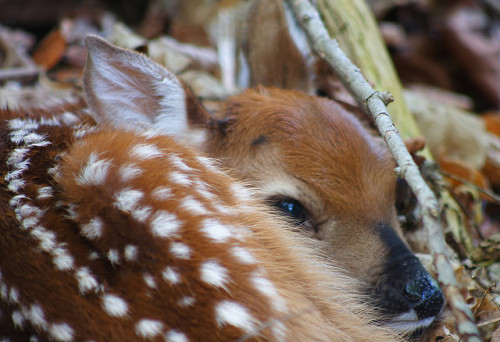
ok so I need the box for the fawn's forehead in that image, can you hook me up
[223,90,396,216]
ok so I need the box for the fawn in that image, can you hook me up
[83,35,444,335]
[0,37,401,341]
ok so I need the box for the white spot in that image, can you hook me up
[29,140,51,148]
[8,288,19,303]
[9,194,27,208]
[74,125,97,139]
[26,304,47,327]
[21,215,40,230]
[108,249,120,264]
[150,211,180,238]
[140,129,161,140]
[102,294,129,317]
[251,271,287,313]
[47,165,60,178]
[0,283,7,300]
[200,219,233,243]
[152,186,172,201]
[16,203,42,221]
[5,168,26,182]
[76,153,111,186]
[118,163,143,182]
[39,116,62,127]
[66,204,79,220]
[215,300,257,333]
[61,112,80,125]
[114,188,143,213]
[89,252,100,261]
[9,129,31,144]
[169,242,191,259]
[230,247,256,265]
[49,323,74,341]
[132,205,152,223]
[130,144,163,160]
[143,273,157,289]
[8,118,39,130]
[230,183,253,202]
[7,179,25,193]
[12,310,24,327]
[194,181,216,202]
[32,227,56,252]
[178,296,195,307]
[135,319,164,338]
[124,245,138,261]
[271,321,287,341]
[200,260,229,289]
[196,156,220,174]
[76,267,99,294]
[169,154,193,172]
[53,246,75,271]
[37,186,54,200]
[12,158,31,172]
[165,329,188,342]
[80,217,104,239]
[169,171,191,187]
[162,267,181,285]
[23,132,48,145]
[179,196,209,216]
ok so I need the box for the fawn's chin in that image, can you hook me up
[382,310,435,335]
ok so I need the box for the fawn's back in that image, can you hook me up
[0,101,398,341]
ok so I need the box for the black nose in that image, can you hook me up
[403,274,444,319]
[373,223,444,324]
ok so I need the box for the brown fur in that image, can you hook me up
[75,35,443,336]
[0,105,400,340]
[205,87,399,281]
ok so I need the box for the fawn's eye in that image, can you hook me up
[271,198,309,226]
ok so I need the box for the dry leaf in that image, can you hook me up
[439,157,489,191]
[493,326,500,342]
[405,89,488,170]
[32,25,68,70]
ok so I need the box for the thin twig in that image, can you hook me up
[477,316,500,328]
[440,170,500,204]
[284,0,481,340]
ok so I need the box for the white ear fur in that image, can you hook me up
[83,35,190,137]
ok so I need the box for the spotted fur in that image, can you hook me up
[0,105,400,341]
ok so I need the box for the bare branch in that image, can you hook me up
[284,0,481,340]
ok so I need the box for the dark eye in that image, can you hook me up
[272,198,309,225]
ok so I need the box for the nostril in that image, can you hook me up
[404,275,444,319]
[404,280,423,303]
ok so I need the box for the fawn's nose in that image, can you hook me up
[373,223,444,329]
[403,274,444,319]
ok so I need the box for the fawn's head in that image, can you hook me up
[83,35,444,334]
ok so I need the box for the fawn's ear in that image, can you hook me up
[83,35,211,146]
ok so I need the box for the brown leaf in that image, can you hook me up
[439,157,490,191]
[492,325,500,342]
[440,3,500,109]
[32,27,67,70]
[485,114,500,139]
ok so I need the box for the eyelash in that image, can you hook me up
[269,197,316,232]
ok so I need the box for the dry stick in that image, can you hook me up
[284,0,481,340]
